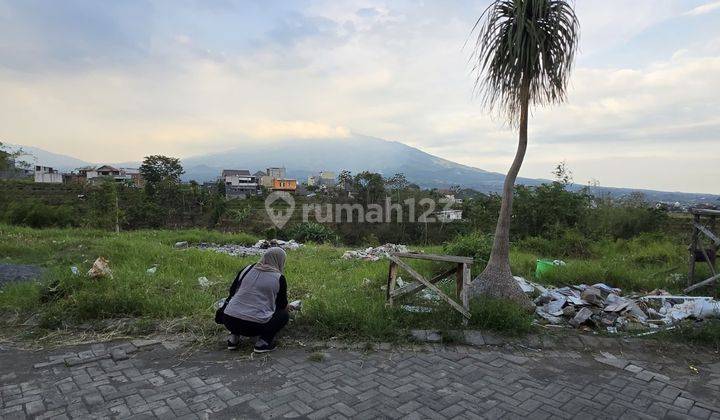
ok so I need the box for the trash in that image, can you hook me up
[288,300,302,311]
[401,305,433,313]
[87,257,113,279]
[569,307,594,327]
[420,289,440,302]
[70,266,79,276]
[198,276,211,288]
[527,277,720,332]
[396,277,406,288]
[514,276,546,294]
[215,298,226,309]
[174,241,189,249]
[580,287,604,306]
[362,278,372,286]
[194,239,303,257]
[342,244,410,261]
[146,266,157,275]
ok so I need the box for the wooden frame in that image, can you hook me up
[686,208,720,293]
[386,252,473,323]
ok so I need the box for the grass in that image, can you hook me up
[0,225,532,340]
[1,224,715,343]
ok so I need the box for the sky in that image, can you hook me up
[0,0,719,194]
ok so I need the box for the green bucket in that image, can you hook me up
[535,259,556,278]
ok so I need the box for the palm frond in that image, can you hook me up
[471,0,579,125]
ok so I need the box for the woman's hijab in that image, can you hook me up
[254,247,286,273]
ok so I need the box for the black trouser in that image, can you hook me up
[223,310,289,344]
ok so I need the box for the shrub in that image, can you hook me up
[443,232,493,264]
[585,205,667,239]
[468,298,534,335]
[516,228,593,258]
[4,200,76,228]
[287,222,338,244]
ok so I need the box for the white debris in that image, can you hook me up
[195,239,303,257]
[198,276,211,288]
[174,241,189,249]
[70,266,79,276]
[288,300,303,311]
[146,266,157,275]
[401,305,433,313]
[87,257,112,279]
[342,244,410,261]
[528,280,720,332]
[215,298,226,309]
[396,277,406,288]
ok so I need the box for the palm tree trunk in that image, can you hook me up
[470,83,534,311]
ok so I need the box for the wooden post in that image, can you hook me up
[455,263,463,299]
[387,261,398,305]
[689,214,700,286]
[462,263,471,326]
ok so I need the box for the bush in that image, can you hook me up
[287,222,338,244]
[585,205,667,239]
[516,228,593,258]
[443,231,493,264]
[4,200,76,228]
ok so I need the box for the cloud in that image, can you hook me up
[684,1,720,16]
[0,0,718,193]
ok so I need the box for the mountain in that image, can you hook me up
[8,137,718,204]
[181,135,546,192]
[6,144,91,171]
[180,135,718,204]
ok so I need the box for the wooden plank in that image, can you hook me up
[700,246,718,277]
[386,262,398,305]
[389,256,470,318]
[391,266,458,299]
[391,252,474,264]
[455,263,463,299]
[694,222,720,246]
[684,272,720,293]
[462,263,471,326]
[689,216,700,286]
[690,208,720,217]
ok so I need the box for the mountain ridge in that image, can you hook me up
[5,137,718,204]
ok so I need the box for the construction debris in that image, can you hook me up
[516,276,720,332]
[342,244,409,261]
[198,276,211,289]
[87,257,112,279]
[194,239,303,257]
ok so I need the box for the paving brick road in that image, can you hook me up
[1,337,720,419]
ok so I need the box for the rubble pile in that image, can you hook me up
[194,239,303,257]
[342,244,409,261]
[520,278,720,333]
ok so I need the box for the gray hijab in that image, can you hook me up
[254,247,286,273]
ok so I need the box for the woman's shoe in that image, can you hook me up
[253,340,277,353]
[227,334,240,350]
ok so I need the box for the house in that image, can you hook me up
[435,209,463,223]
[74,165,143,186]
[34,166,63,184]
[258,167,287,188]
[271,178,297,192]
[308,171,337,188]
[253,170,273,188]
[222,169,260,199]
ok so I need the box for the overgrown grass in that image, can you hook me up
[1,224,714,342]
[0,225,532,339]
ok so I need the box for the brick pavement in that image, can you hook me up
[1,337,719,419]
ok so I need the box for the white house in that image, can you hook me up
[222,169,260,199]
[34,166,63,183]
[435,209,463,223]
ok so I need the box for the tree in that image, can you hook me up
[469,0,579,310]
[139,155,184,196]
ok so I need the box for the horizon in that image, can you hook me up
[1,0,719,194]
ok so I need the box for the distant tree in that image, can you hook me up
[337,170,353,188]
[354,171,386,204]
[140,155,184,195]
[0,142,29,171]
[552,160,573,186]
[469,0,579,310]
